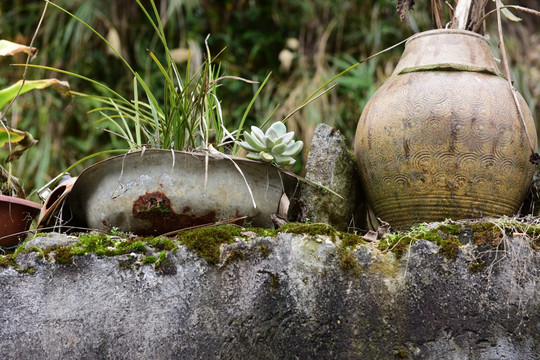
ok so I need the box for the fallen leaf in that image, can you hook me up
[0,39,37,57]
[362,230,378,242]
[0,79,71,109]
[0,127,38,162]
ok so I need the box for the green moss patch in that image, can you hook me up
[144,236,176,251]
[279,222,340,240]
[379,217,540,261]
[142,255,157,264]
[249,227,278,238]
[279,222,365,273]
[279,222,365,249]
[177,225,242,264]
[0,254,16,268]
[469,259,485,272]
[469,222,503,247]
[338,248,362,277]
[378,222,463,259]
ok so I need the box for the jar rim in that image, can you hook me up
[406,29,489,45]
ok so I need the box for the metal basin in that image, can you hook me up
[68,150,287,235]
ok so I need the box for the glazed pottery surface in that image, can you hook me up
[68,150,287,235]
[354,29,537,229]
[0,195,41,248]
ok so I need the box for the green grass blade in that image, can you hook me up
[232,72,271,154]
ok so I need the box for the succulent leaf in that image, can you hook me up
[251,126,266,144]
[264,136,275,149]
[280,131,294,144]
[271,143,287,155]
[274,155,295,166]
[241,123,301,167]
[243,131,266,151]
[268,122,286,136]
[239,140,260,153]
[266,127,280,141]
[247,153,262,160]
[260,151,274,162]
[281,140,303,157]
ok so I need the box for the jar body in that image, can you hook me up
[354,30,537,229]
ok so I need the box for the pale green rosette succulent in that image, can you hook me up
[240,122,303,166]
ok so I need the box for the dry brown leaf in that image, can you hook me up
[0,40,37,57]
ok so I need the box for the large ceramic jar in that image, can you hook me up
[354,29,537,229]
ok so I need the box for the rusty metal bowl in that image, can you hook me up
[354,29,537,229]
[67,150,288,235]
[0,195,41,248]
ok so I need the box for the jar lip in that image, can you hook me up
[407,29,489,45]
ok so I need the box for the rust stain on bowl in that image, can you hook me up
[132,191,217,235]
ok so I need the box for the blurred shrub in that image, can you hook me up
[0,0,538,197]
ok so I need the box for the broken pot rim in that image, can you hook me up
[0,194,42,211]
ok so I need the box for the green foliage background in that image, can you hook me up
[0,0,539,200]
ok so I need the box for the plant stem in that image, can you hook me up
[453,0,473,29]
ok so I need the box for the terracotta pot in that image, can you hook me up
[0,195,41,248]
[67,150,293,235]
[354,29,537,229]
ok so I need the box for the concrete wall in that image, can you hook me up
[0,233,539,359]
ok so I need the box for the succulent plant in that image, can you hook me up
[240,122,303,166]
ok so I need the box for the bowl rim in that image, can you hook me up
[0,194,42,211]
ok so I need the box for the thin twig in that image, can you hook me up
[2,2,49,117]
[473,5,540,32]
[282,83,338,123]
[206,75,259,89]
[295,37,410,110]
[431,0,446,29]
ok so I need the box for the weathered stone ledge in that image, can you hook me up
[0,232,539,359]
